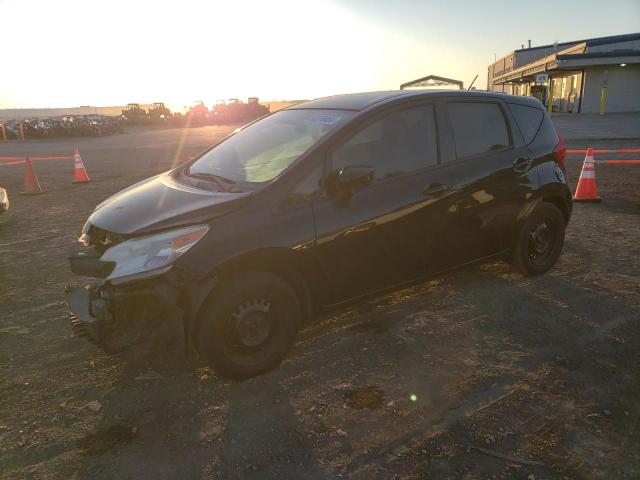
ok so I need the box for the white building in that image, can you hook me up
[487,33,640,114]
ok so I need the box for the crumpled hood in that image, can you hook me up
[88,172,251,235]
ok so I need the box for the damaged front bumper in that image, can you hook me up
[66,284,103,345]
[65,275,185,354]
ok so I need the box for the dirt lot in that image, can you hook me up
[1,126,639,479]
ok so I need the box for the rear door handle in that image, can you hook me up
[513,157,532,173]
[423,183,451,197]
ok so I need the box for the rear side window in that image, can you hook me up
[530,114,559,148]
[448,103,510,159]
[331,104,438,182]
[508,103,543,144]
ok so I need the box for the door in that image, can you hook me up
[443,100,539,262]
[310,103,464,305]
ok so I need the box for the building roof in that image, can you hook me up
[400,75,464,90]
[513,32,640,53]
[491,32,640,85]
[558,50,640,60]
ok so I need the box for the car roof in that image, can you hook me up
[287,90,529,111]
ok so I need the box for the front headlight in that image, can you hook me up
[100,224,209,283]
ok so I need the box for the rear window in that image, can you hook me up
[508,103,544,144]
[448,103,510,159]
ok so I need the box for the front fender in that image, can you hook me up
[179,246,315,350]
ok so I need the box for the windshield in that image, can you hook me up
[187,109,354,183]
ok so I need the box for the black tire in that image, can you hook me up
[512,202,566,276]
[196,272,301,379]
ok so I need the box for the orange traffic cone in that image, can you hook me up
[72,148,91,183]
[573,148,601,202]
[21,157,43,194]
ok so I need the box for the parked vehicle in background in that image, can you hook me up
[186,101,209,126]
[120,103,148,125]
[148,102,172,124]
[0,116,122,139]
[244,97,270,121]
[66,90,571,379]
[210,98,270,125]
[1,98,270,137]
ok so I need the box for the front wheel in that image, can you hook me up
[196,272,301,379]
[512,202,566,276]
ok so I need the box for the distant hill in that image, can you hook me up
[0,105,125,119]
[0,100,308,120]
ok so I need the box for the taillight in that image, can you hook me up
[553,135,567,172]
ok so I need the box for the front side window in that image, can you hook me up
[188,109,353,183]
[330,104,438,183]
[281,164,324,209]
[448,102,510,159]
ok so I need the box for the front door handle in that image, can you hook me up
[513,157,532,173]
[423,183,451,197]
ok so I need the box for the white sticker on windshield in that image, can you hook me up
[308,114,342,125]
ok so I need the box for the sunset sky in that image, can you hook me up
[0,0,638,110]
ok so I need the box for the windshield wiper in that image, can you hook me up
[188,172,236,184]
[186,171,237,190]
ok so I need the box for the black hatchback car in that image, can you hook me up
[66,90,571,378]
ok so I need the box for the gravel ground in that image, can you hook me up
[1,127,639,479]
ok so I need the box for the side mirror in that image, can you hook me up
[336,165,375,191]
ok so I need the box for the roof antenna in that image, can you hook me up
[468,74,478,90]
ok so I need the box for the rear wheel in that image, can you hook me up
[196,272,300,379]
[512,202,566,276]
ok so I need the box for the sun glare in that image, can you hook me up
[0,0,388,109]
